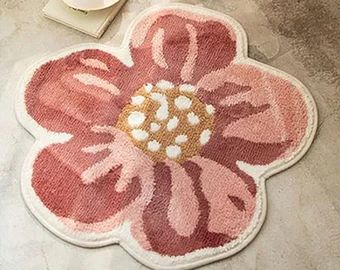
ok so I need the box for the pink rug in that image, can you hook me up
[16,4,317,270]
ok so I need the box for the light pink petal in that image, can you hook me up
[196,59,310,168]
[223,109,286,143]
[151,28,168,69]
[224,64,308,151]
[166,160,200,237]
[192,156,256,237]
[180,24,198,82]
[81,127,154,191]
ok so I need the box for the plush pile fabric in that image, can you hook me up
[16,4,317,270]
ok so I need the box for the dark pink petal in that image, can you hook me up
[130,9,237,85]
[31,130,142,223]
[201,134,290,169]
[25,49,145,135]
[142,162,232,256]
[213,102,270,136]
[197,82,251,106]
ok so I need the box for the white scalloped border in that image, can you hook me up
[15,3,318,270]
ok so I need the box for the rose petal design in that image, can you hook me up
[192,157,256,238]
[25,49,147,134]
[130,10,236,85]
[166,160,199,237]
[31,127,154,224]
[142,161,232,256]
[199,63,309,167]
[31,132,140,223]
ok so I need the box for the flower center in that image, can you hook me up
[116,81,215,163]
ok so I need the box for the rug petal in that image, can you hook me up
[130,9,237,85]
[141,162,232,256]
[30,128,153,224]
[200,62,309,167]
[197,81,251,107]
[192,156,256,238]
[201,133,291,169]
[166,160,199,237]
[25,49,142,135]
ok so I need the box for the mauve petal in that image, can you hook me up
[199,63,309,167]
[32,148,140,224]
[142,162,232,256]
[197,82,251,107]
[31,128,154,224]
[201,133,290,170]
[25,49,145,135]
[130,9,236,85]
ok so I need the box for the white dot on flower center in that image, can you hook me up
[200,129,212,145]
[131,129,149,141]
[175,134,188,145]
[206,104,215,115]
[179,84,196,93]
[147,140,161,152]
[151,93,169,121]
[127,111,146,128]
[131,95,145,106]
[144,83,153,93]
[156,80,174,90]
[150,122,161,133]
[187,112,200,125]
[167,116,179,131]
[175,96,192,110]
[166,145,181,159]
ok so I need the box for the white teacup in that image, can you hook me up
[63,0,120,11]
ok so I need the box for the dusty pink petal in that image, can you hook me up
[223,110,286,143]
[141,162,232,256]
[204,63,308,148]
[32,147,139,224]
[166,160,199,237]
[59,161,155,251]
[197,81,251,107]
[198,62,309,172]
[25,49,149,134]
[192,156,256,237]
[201,133,291,171]
[130,10,236,85]
[31,128,153,224]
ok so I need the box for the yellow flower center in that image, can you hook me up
[116,81,215,163]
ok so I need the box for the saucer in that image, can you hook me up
[63,0,120,11]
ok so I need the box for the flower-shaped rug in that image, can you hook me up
[16,4,317,270]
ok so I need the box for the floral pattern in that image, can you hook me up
[19,5,315,269]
